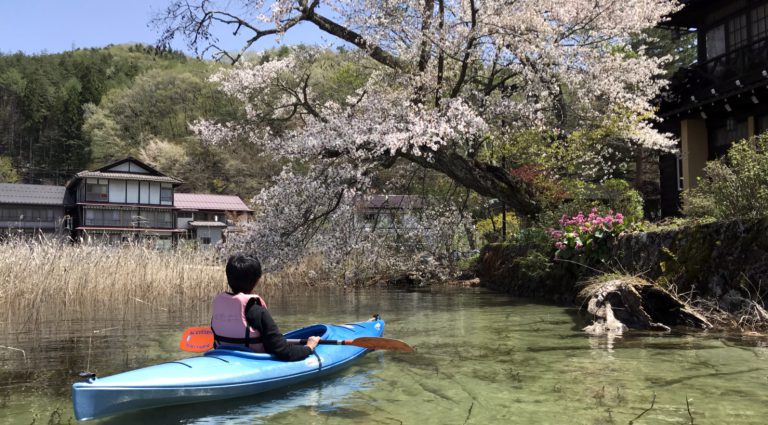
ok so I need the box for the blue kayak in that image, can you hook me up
[72,317,385,421]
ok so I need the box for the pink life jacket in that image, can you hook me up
[211,292,268,352]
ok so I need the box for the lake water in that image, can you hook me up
[1,287,768,424]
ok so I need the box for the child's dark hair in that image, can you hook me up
[225,254,262,294]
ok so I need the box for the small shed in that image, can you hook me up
[174,193,253,248]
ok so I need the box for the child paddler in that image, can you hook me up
[211,253,320,360]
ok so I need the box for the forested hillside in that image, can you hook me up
[0,44,276,197]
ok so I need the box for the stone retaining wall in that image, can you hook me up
[479,218,768,305]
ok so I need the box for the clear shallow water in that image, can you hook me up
[2,287,768,424]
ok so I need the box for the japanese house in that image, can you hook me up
[64,157,183,247]
[354,195,425,232]
[0,183,69,238]
[175,193,253,248]
[0,157,254,247]
[658,0,768,215]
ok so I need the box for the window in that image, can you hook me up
[706,24,726,59]
[160,184,173,205]
[142,210,157,227]
[85,179,109,202]
[160,211,173,228]
[728,14,748,49]
[84,209,103,226]
[22,208,51,221]
[753,4,768,41]
[0,207,19,220]
[130,212,149,228]
[727,118,749,143]
[139,182,150,204]
[676,154,684,191]
[107,210,121,226]
[200,237,211,245]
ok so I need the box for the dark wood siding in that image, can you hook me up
[659,153,682,217]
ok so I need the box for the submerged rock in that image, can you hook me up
[580,277,712,335]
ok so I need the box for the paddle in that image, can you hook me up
[179,326,414,353]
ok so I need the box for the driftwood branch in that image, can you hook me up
[629,392,656,424]
[686,395,694,424]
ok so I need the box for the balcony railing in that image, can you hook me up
[661,36,768,114]
[696,36,768,82]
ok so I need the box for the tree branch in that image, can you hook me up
[449,0,477,98]
[303,11,407,71]
[418,0,435,72]
[399,148,539,216]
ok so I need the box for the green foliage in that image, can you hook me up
[475,213,519,244]
[0,44,191,183]
[0,156,19,182]
[550,209,631,264]
[455,251,480,272]
[492,227,554,283]
[683,134,768,220]
[632,28,697,78]
[538,178,644,227]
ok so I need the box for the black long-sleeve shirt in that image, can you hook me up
[244,300,313,361]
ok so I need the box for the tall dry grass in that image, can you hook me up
[0,239,330,327]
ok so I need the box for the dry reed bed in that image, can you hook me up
[0,241,330,327]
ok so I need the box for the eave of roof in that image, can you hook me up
[76,226,182,233]
[95,156,165,175]
[73,171,183,184]
[661,0,714,28]
[188,221,228,227]
[357,195,426,210]
[76,202,177,210]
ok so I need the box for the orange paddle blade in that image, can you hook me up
[180,326,214,352]
[348,337,415,353]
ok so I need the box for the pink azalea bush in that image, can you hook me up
[548,208,629,260]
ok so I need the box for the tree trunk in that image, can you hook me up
[580,278,712,335]
[400,149,540,217]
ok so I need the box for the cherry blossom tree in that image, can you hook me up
[157,0,680,273]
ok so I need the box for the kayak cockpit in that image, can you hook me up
[205,324,329,359]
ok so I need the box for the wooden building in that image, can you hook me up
[174,193,253,248]
[0,157,254,248]
[354,195,425,232]
[0,183,69,238]
[64,157,183,247]
[658,0,768,215]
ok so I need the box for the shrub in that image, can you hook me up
[683,134,768,220]
[549,208,630,263]
[476,213,519,244]
[538,178,644,227]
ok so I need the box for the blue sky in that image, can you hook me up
[0,0,329,56]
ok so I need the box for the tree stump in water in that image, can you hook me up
[580,278,712,335]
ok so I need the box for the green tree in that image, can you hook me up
[683,134,768,219]
[0,156,19,182]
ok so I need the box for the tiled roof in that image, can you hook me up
[174,193,252,212]
[75,171,183,184]
[357,195,425,210]
[0,183,66,206]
